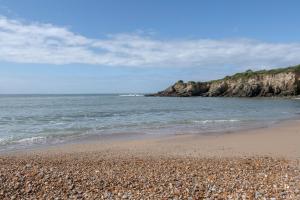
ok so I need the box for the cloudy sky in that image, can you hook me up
[1,0,300,94]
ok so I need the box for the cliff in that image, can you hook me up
[148,65,300,97]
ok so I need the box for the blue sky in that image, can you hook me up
[1,0,300,94]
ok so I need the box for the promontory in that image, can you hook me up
[148,65,300,97]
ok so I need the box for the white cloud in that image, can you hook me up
[0,15,300,69]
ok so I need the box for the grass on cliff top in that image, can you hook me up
[210,64,300,83]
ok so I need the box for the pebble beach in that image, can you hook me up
[0,154,299,199]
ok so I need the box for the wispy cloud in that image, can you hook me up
[1,15,300,69]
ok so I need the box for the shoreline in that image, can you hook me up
[3,118,300,159]
[1,96,300,156]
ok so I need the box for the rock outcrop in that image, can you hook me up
[148,65,300,97]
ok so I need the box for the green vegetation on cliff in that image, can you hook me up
[212,64,300,83]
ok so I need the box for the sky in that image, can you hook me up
[1,0,300,94]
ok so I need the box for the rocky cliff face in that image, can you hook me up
[149,67,300,97]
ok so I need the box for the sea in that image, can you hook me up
[1,94,300,151]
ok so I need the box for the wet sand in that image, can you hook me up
[1,120,300,199]
[20,119,300,159]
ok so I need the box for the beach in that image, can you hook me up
[1,120,300,199]
[2,1,300,199]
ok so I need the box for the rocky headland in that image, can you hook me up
[148,65,300,97]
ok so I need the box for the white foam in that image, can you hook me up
[0,138,5,144]
[17,136,46,144]
[193,119,240,124]
[119,94,144,97]
[0,137,12,145]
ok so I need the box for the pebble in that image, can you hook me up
[0,153,299,199]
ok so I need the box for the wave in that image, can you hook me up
[192,119,240,124]
[0,136,46,147]
[119,94,144,97]
[16,136,46,144]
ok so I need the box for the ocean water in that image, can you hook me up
[1,94,300,151]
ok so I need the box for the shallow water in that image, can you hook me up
[1,94,300,151]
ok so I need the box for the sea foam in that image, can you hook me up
[193,119,240,124]
[119,94,144,97]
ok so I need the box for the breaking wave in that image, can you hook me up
[192,119,240,124]
[119,94,144,97]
